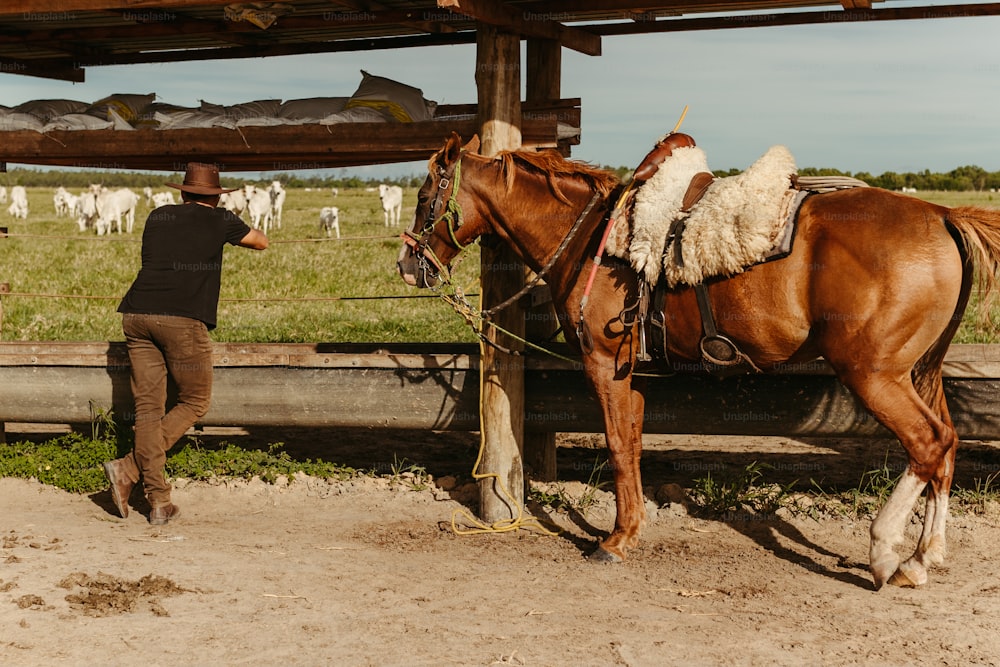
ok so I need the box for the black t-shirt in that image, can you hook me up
[118,203,252,329]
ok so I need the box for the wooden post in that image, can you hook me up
[476,25,526,523]
[0,281,7,442]
[522,38,561,482]
[0,280,8,343]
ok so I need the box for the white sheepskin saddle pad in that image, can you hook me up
[606,145,799,287]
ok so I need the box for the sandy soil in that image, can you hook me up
[3,428,1000,666]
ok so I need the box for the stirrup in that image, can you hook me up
[700,334,741,367]
[635,280,652,362]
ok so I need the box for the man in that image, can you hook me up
[102,162,269,525]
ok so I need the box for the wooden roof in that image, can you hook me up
[5,0,1000,83]
[2,0,997,171]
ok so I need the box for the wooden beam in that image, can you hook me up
[523,37,561,482]
[320,0,463,35]
[0,57,83,82]
[438,0,601,55]
[592,3,1000,36]
[0,10,461,48]
[65,31,481,69]
[526,40,562,105]
[516,0,833,16]
[476,24,526,525]
[2,14,268,75]
[3,342,1000,440]
[1,0,235,14]
[0,5,473,73]
[0,102,578,171]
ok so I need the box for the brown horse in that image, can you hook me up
[397,132,1000,589]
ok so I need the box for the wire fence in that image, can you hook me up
[1,228,400,244]
[0,221,481,341]
[0,226,450,304]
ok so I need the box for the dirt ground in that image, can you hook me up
[3,426,1000,666]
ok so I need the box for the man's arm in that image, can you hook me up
[238,229,269,250]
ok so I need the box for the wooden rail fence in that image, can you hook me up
[2,342,999,440]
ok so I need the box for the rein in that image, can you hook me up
[481,191,600,320]
[441,189,601,362]
[406,158,602,360]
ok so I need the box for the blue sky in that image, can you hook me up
[4,9,999,179]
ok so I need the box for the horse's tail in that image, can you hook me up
[948,206,1000,326]
[913,206,1000,402]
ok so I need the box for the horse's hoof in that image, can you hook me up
[870,556,900,591]
[588,547,623,563]
[887,570,919,588]
[888,562,926,588]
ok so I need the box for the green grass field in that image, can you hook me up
[0,185,998,343]
[0,185,481,343]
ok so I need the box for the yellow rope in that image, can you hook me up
[448,290,560,537]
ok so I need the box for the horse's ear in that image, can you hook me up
[463,135,481,155]
[444,132,464,164]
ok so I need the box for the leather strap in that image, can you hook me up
[681,172,716,212]
[694,283,719,338]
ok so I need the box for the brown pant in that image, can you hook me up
[119,313,213,507]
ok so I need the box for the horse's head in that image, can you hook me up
[397,132,484,288]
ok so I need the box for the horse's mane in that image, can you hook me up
[497,148,620,204]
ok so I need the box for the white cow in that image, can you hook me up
[75,191,98,232]
[378,183,403,227]
[95,187,139,235]
[53,186,71,217]
[319,206,340,239]
[143,186,154,206]
[220,188,248,218]
[267,181,286,230]
[151,191,176,208]
[61,192,79,221]
[7,185,28,219]
[243,184,273,233]
[0,186,7,204]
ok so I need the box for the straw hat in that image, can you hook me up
[166,162,237,195]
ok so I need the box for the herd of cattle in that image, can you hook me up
[0,181,409,240]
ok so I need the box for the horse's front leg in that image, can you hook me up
[587,368,647,563]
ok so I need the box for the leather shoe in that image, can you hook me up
[149,504,180,526]
[102,460,134,519]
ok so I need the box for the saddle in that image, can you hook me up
[615,133,866,377]
[622,138,766,376]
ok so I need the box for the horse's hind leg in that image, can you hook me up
[894,380,957,586]
[842,370,957,589]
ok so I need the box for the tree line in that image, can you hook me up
[4,164,1000,192]
[602,164,1000,191]
[720,165,1000,192]
[0,168,425,190]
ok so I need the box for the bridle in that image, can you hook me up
[400,149,601,361]
[400,157,466,285]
